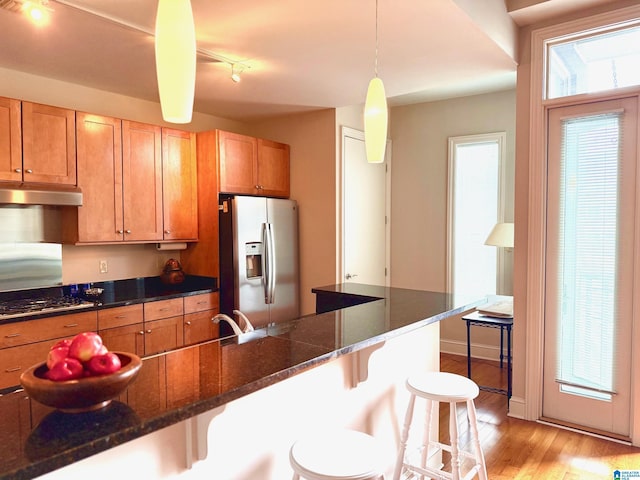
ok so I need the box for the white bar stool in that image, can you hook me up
[393,372,488,480]
[290,428,387,480]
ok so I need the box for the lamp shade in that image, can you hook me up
[485,222,514,248]
[364,77,388,163]
[155,0,196,124]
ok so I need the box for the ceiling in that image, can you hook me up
[0,0,622,122]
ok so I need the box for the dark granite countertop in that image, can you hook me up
[0,275,217,326]
[0,284,481,480]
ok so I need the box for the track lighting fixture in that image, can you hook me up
[231,63,244,83]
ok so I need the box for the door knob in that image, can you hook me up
[345,273,358,280]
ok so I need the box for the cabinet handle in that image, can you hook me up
[115,315,126,319]
[4,333,21,338]
[159,308,168,312]
[185,321,191,326]
[14,168,21,173]
[64,323,79,328]
[5,367,22,372]
[25,169,33,174]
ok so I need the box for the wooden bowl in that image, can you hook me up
[20,352,142,413]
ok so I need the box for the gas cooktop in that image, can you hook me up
[0,296,94,320]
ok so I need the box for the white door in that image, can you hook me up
[341,127,389,286]
[542,97,637,437]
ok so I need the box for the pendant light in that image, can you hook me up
[154,0,196,124]
[364,0,388,164]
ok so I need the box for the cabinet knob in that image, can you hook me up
[138,331,145,335]
[14,168,21,173]
[125,230,132,234]
[117,230,124,234]
[185,321,191,326]
[164,230,171,234]
[146,329,152,334]
[25,169,33,174]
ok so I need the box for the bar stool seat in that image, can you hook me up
[393,372,488,480]
[290,428,386,480]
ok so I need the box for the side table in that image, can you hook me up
[461,310,513,399]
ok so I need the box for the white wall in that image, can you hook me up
[389,90,516,356]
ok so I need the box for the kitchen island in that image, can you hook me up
[0,284,480,480]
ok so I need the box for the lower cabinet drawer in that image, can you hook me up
[0,311,98,349]
[0,340,51,390]
[98,304,143,330]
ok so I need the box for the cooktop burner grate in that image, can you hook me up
[0,296,94,319]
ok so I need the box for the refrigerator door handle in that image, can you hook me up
[262,223,276,304]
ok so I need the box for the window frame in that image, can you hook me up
[446,132,508,301]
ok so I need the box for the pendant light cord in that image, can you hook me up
[374,0,379,78]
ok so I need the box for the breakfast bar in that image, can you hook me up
[0,284,481,480]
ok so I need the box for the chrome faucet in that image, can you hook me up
[232,310,255,332]
[212,313,244,336]
[212,311,255,336]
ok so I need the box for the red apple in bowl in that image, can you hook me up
[45,357,84,381]
[46,345,70,370]
[86,352,122,376]
[68,332,104,362]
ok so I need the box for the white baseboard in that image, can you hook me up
[440,339,505,362]
[507,396,526,419]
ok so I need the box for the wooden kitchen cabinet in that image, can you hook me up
[183,292,220,345]
[257,138,290,197]
[70,114,163,243]
[217,130,290,198]
[0,310,97,389]
[99,300,184,357]
[0,96,22,183]
[0,99,75,185]
[21,102,76,185]
[162,128,198,241]
[98,304,145,355]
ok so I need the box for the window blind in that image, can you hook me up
[555,111,623,395]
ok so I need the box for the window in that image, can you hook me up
[547,23,640,99]
[447,133,506,305]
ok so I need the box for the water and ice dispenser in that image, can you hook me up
[245,242,263,279]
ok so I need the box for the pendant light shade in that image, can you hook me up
[155,0,196,124]
[364,77,388,163]
[364,0,388,164]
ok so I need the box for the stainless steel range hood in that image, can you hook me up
[0,184,83,206]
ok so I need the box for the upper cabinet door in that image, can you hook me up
[122,121,163,242]
[76,112,124,243]
[22,102,76,185]
[162,128,198,241]
[218,130,258,195]
[0,97,22,183]
[257,138,290,198]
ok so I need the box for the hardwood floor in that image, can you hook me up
[436,353,640,479]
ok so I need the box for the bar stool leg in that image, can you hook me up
[419,398,434,480]
[449,401,461,480]
[393,393,416,480]
[466,399,488,480]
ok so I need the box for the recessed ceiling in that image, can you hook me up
[0,0,618,122]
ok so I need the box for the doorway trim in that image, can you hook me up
[526,4,640,444]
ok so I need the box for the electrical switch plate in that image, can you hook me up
[99,260,108,274]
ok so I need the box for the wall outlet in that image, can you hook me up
[99,259,108,274]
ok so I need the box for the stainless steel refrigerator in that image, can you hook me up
[219,194,300,330]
